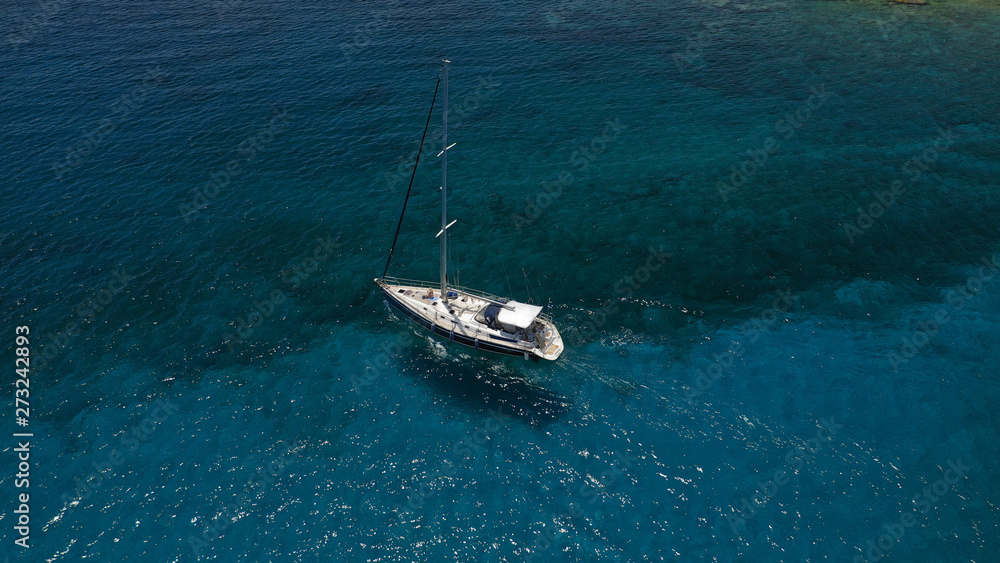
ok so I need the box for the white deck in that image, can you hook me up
[377,279,564,360]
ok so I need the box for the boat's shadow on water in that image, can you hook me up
[399,344,572,426]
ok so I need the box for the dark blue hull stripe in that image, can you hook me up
[381,289,527,358]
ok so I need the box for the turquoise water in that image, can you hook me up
[2,0,999,560]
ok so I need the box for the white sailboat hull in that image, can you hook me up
[376,278,564,361]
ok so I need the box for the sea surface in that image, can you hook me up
[2,0,999,561]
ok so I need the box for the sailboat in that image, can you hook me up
[374,60,564,361]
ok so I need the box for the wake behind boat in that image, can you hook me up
[374,60,564,361]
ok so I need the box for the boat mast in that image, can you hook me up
[440,59,450,303]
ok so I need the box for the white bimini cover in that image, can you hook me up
[497,301,544,329]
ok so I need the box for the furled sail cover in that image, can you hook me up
[497,301,543,329]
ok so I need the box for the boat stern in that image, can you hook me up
[534,320,564,361]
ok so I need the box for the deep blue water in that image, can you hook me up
[2,0,999,561]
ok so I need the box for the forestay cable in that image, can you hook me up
[382,72,442,279]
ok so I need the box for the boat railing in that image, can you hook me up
[379,275,554,323]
